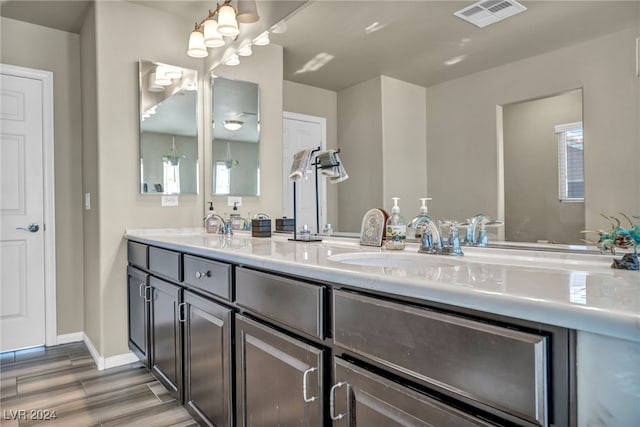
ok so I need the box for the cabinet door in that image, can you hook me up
[331,358,494,427]
[236,315,324,427]
[183,291,232,427]
[127,266,149,366]
[150,277,183,402]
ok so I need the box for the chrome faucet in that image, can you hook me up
[441,221,464,256]
[463,214,503,246]
[417,217,444,254]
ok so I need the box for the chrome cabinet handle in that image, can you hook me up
[138,282,145,298]
[195,271,211,279]
[144,286,152,303]
[329,381,348,421]
[177,302,187,323]
[16,223,39,233]
[303,367,318,403]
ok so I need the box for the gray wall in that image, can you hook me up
[91,1,205,357]
[334,76,428,232]
[427,27,640,235]
[337,76,384,232]
[1,17,84,336]
[381,76,427,216]
[503,90,584,244]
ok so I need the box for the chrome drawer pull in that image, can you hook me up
[303,367,318,403]
[177,302,187,323]
[144,286,152,302]
[195,270,211,279]
[330,381,348,421]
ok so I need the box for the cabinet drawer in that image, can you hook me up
[127,241,148,269]
[183,255,231,300]
[149,247,181,282]
[236,268,324,339]
[333,290,548,426]
[332,357,493,426]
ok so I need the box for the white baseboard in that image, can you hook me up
[56,332,84,345]
[82,333,139,371]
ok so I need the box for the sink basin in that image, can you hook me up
[328,252,462,268]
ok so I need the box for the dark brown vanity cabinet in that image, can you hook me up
[183,290,233,427]
[331,357,494,426]
[127,266,149,366]
[235,315,325,427]
[235,267,326,426]
[149,276,183,402]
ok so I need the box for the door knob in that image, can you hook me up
[16,223,39,233]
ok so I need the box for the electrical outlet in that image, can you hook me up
[227,196,242,207]
[161,195,179,207]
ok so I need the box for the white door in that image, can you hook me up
[283,112,327,234]
[0,71,47,352]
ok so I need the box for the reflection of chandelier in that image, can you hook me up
[224,141,239,169]
[163,136,184,166]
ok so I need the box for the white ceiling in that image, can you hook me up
[272,0,640,91]
[4,1,638,97]
[0,0,92,33]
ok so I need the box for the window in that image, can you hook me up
[555,121,584,201]
[215,161,231,194]
[163,162,180,194]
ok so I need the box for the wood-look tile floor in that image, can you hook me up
[0,343,198,426]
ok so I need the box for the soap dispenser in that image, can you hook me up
[385,197,407,250]
[408,197,432,239]
[204,202,220,234]
[230,202,242,230]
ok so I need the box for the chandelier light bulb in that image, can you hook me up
[203,18,225,48]
[237,43,253,57]
[253,31,270,46]
[222,53,240,66]
[187,27,208,58]
[217,4,240,37]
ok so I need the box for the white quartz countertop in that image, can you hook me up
[125,228,640,342]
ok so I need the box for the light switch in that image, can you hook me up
[84,193,91,210]
[227,196,242,207]
[161,195,179,207]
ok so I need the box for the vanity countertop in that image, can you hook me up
[125,228,640,342]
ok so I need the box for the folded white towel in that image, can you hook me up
[329,152,349,184]
[288,148,314,181]
[316,150,340,178]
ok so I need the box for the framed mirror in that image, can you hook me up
[273,0,639,243]
[139,60,199,195]
[211,76,260,196]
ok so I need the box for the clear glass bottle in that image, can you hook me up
[299,224,311,241]
[204,202,219,234]
[385,197,406,250]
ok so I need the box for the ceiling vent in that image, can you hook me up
[454,0,527,28]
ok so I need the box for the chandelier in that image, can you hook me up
[187,0,263,60]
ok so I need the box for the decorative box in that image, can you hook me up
[252,219,272,238]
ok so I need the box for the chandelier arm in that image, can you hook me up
[194,1,234,30]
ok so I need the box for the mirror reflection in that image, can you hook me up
[211,76,260,196]
[273,0,639,243]
[139,60,199,195]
